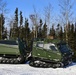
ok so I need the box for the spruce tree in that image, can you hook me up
[69,24,75,54]
[20,11,23,27]
[24,18,30,41]
[74,24,76,50]
[0,14,2,39]
[38,19,43,38]
[25,18,31,47]
[15,8,18,25]
[42,22,47,38]
[67,22,71,44]
[0,14,5,39]
[59,26,63,40]
[49,25,55,38]
[19,11,23,38]
[2,27,7,39]
[1,14,5,34]
[13,8,19,39]
[73,24,76,60]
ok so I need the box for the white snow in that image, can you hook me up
[0,63,76,75]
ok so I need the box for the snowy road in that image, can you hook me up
[0,63,76,75]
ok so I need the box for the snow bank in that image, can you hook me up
[0,63,76,75]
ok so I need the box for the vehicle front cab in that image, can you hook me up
[57,42,73,66]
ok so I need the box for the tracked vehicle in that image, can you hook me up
[29,38,73,68]
[0,38,73,68]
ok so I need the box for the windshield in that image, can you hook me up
[50,46,57,51]
[58,44,70,53]
[36,42,44,48]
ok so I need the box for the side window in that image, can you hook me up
[36,42,44,48]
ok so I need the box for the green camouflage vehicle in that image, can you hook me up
[0,38,31,64]
[29,38,73,68]
[0,38,73,68]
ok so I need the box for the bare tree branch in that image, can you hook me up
[58,0,75,25]
[29,5,40,38]
[44,3,53,34]
[0,0,9,14]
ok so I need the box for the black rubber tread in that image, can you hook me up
[29,60,65,68]
[0,56,25,64]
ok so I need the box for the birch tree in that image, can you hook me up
[44,3,52,35]
[58,0,75,42]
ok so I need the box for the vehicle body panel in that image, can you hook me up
[0,44,20,55]
[0,40,20,55]
[32,40,62,62]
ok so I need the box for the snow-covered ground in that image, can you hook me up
[0,63,76,75]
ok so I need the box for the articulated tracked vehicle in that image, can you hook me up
[0,38,73,68]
